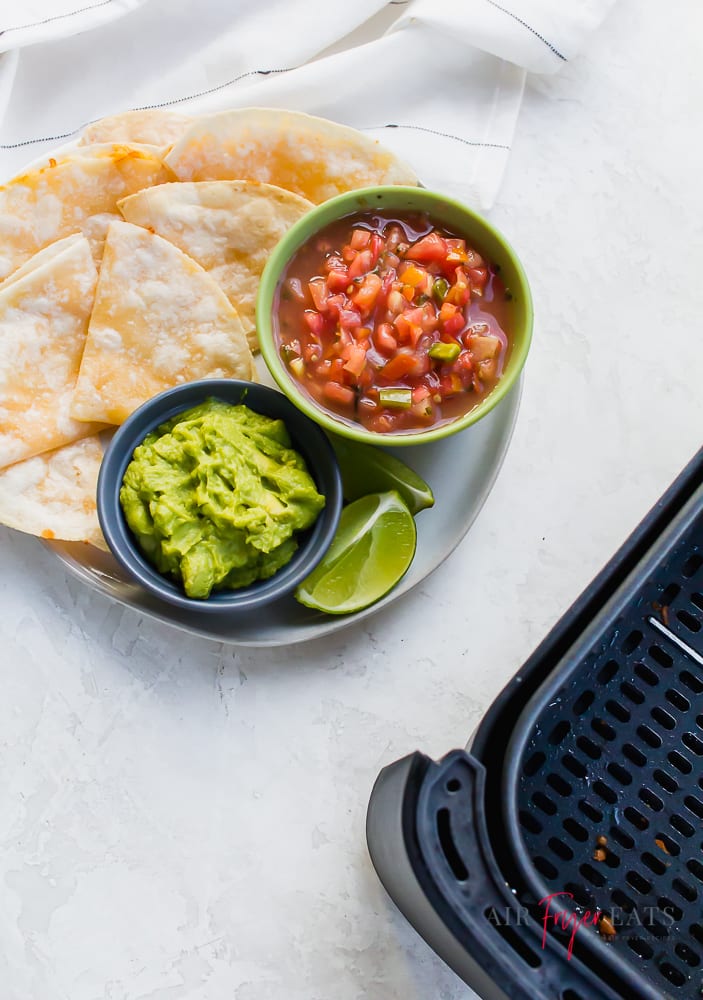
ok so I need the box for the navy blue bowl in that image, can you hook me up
[97,379,343,614]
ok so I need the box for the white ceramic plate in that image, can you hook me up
[46,374,521,647]
[14,135,522,646]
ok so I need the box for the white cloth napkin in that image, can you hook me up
[0,0,146,53]
[0,0,616,208]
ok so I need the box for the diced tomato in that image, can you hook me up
[375,323,397,356]
[380,351,418,381]
[338,308,362,330]
[412,385,431,403]
[325,268,350,293]
[342,343,368,377]
[369,233,384,263]
[325,293,345,316]
[403,307,426,326]
[323,381,356,407]
[445,268,471,306]
[399,264,426,288]
[348,249,374,280]
[304,311,326,336]
[393,313,422,347]
[453,351,475,381]
[350,229,371,250]
[352,273,382,314]
[439,301,458,323]
[405,232,448,264]
[468,267,488,291]
[308,278,328,311]
[420,303,438,333]
[441,312,465,338]
[387,288,406,315]
[439,374,464,397]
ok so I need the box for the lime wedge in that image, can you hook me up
[330,436,434,515]
[295,491,417,615]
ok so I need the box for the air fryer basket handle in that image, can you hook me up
[368,749,625,1000]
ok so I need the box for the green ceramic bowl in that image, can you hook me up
[256,186,533,447]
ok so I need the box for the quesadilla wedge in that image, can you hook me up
[71,221,254,425]
[0,233,84,290]
[0,144,171,280]
[119,180,313,351]
[0,435,104,546]
[164,108,418,203]
[79,109,192,147]
[0,235,103,470]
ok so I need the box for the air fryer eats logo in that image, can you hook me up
[486,893,676,960]
[540,892,680,958]
[539,892,613,959]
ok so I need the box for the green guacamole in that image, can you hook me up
[120,399,325,599]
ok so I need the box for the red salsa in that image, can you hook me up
[274,212,512,434]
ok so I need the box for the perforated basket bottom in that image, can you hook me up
[517,512,703,997]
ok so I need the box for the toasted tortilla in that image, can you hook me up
[164,108,418,203]
[0,436,103,545]
[71,221,255,425]
[0,235,103,470]
[0,144,171,280]
[0,233,84,289]
[119,180,313,351]
[79,109,192,147]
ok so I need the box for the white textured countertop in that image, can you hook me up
[2,2,703,998]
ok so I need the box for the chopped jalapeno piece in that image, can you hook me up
[432,277,450,303]
[378,387,412,409]
[428,341,461,362]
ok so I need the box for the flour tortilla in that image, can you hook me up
[119,180,313,351]
[0,235,103,470]
[79,109,192,147]
[71,221,255,425]
[164,108,418,203]
[0,144,171,280]
[0,436,104,545]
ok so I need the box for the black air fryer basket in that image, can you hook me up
[367,448,703,1000]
